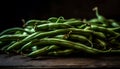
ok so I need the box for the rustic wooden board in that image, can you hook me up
[0,54,120,68]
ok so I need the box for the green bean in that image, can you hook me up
[108,19,120,27]
[77,24,87,29]
[0,34,27,41]
[54,35,65,39]
[108,27,120,33]
[24,27,35,33]
[47,45,60,51]
[67,34,93,47]
[48,16,65,23]
[48,49,73,56]
[35,23,74,31]
[63,20,83,27]
[0,7,120,57]
[31,46,37,52]
[93,7,108,27]
[19,41,32,52]
[6,28,91,51]
[55,34,90,41]
[6,28,106,52]
[27,46,49,58]
[25,38,112,54]
[0,41,16,52]
[20,39,60,52]
[84,26,91,30]
[25,20,50,26]
[91,25,119,36]
[0,27,31,36]
[67,18,80,22]
[48,17,58,22]
[6,32,40,51]
[95,39,107,50]
[92,31,106,40]
[88,18,99,23]
[27,45,60,57]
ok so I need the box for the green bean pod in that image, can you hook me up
[54,34,93,47]
[48,49,73,56]
[63,20,83,27]
[24,38,112,54]
[48,17,65,23]
[108,27,120,33]
[27,46,49,58]
[0,27,31,36]
[93,7,108,27]
[6,32,40,51]
[18,41,32,52]
[95,39,107,50]
[6,28,92,51]
[35,23,74,31]
[6,28,107,52]
[27,45,60,58]
[90,25,119,36]
[25,20,50,26]
[0,34,27,41]
[1,41,16,52]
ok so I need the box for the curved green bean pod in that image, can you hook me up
[108,27,120,33]
[0,34,27,41]
[54,34,93,47]
[91,25,119,36]
[6,28,107,51]
[24,38,112,54]
[27,46,49,58]
[25,20,50,26]
[48,17,65,23]
[27,45,60,57]
[63,20,83,27]
[48,49,73,56]
[35,23,74,31]
[0,27,31,36]
[6,32,40,51]
[68,34,93,47]
[95,39,107,50]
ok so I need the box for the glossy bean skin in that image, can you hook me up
[0,8,120,58]
[25,20,50,26]
[0,35,27,41]
[35,23,74,31]
[27,46,49,58]
[6,32,40,51]
[48,49,73,56]
[27,45,60,58]
[6,28,107,52]
[90,25,119,37]
[55,34,93,47]
[0,27,31,36]
[25,38,112,54]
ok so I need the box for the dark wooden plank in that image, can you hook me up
[0,54,120,68]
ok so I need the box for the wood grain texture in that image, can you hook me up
[0,54,120,68]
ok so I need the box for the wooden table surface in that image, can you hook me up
[0,54,120,69]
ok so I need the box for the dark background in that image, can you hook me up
[0,0,120,32]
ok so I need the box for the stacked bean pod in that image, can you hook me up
[0,7,120,58]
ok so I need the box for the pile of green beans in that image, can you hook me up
[0,7,120,58]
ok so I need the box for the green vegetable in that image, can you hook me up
[0,34,27,41]
[0,7,119,58]
[48,49,73,56]
[35,23,73,31]
[25,38,112,54]
[0,27,31,36]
